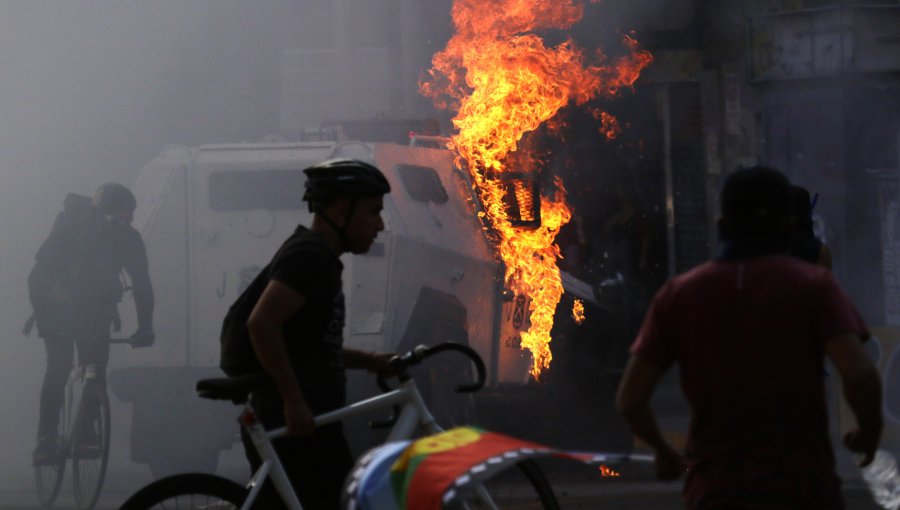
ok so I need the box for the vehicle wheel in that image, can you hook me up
[448,459,559,510]
[119,474,246,510]
[72,382,111,510]
[34,416,67,507]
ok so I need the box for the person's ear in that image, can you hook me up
[319,196,352,227]
[332,196,353,227]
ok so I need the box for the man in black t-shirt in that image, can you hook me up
[221,158,394,509]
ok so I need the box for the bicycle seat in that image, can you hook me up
[196,373,271,404]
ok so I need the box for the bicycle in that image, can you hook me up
[35,338,132,510]
[119,342,560,509]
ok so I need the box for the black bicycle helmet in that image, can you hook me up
[302,158,391,212]
[93,182,137,214]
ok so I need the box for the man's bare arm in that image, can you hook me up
[341,348,394,373]
[616,355,685,480]
[616,355,670,451]
[825,332,882,466]
[247,279,311,436]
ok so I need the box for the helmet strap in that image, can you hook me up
[317,197,359,252]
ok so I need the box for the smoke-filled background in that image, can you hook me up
[0,2,453,505]
[1,0,899,508]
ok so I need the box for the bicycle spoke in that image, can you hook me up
[72,383,110,510]
[34,412,67,507]
[34,460,66,507]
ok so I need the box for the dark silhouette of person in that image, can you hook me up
[617,166,881,509]
[219,159,396,509]
[790,185,832,269]
[28,183,155,464]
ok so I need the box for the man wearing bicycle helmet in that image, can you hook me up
[28,182,155,464]
[220,158,395,509]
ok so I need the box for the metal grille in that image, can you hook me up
[670,83,710,274]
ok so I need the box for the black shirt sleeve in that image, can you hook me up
[268,244,339,302]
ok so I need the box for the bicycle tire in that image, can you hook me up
[34,402,67,508]
[452,459,559,510]
[71,382,111,510]
[34,447,66,507]
[119,474,247,510]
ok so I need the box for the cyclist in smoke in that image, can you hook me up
[28,182,155,464]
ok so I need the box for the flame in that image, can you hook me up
[421,0,652,378]
[572,299,585,325]
[598,464,621,477]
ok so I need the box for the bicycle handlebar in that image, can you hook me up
[376,342,486,393]
[370,342,486,429]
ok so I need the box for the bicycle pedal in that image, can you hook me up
[32,451,62,466]
[32,440,62,466]
[74,445,103,459]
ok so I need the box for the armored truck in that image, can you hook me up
[106,139,602,477]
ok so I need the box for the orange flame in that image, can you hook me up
[598,464,621,477]
[572,299,586,325]
[421,0,652,378]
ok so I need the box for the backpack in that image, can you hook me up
[219,268,268,377]
[25,194,97,333]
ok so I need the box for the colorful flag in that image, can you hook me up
[342,426,651,510]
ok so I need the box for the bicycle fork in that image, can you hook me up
[61,366,84,452]
[240,406,304,510]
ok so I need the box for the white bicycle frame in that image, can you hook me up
[61,364,101,454]
[239,377,444,510]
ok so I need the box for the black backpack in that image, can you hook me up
[24,194,97,334]
[219,268,268,377]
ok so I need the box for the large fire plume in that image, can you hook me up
[420,0,652,378]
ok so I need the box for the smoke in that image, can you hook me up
[0,1,459,506]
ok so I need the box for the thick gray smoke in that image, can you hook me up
[0,2,456,507]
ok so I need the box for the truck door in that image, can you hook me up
[186,144,334,366]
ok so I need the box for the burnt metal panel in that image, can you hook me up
[749,5,900,81]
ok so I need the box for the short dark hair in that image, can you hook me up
[720,165,791,239]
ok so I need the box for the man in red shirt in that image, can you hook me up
[616,166,883,509]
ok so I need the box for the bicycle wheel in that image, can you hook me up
[34,439,66,506]
[450,459,559,510]
[119,474,247,510]
[71,382,111,510]
[34,403,67,508]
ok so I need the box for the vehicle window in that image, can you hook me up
[209,170,305,211]
[396,164,448,204]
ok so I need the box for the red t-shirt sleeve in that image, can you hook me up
[630,284,677,368]
[816,271,869,342]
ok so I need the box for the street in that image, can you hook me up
[0,452,883,509]
[0,344,884,510]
